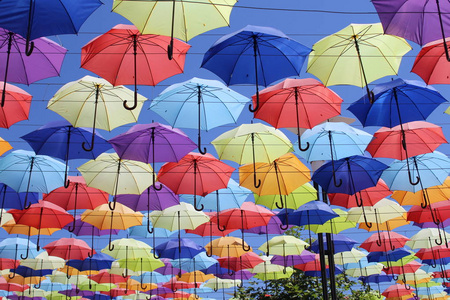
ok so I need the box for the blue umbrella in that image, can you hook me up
[21,120,111,187]
[348,78,447,128]
[0,183,38,211]
[367,248,412,263]
[13,265,53,278]
[154,238,204,260]
[0,238,41,278]
[181,179,250,211]
[0,150,65,208]
[35,279,70,292]
[296,122,373,162]
[201,25,311,112]
[309,234,358,254]
[276,201,338,230]
[359,273,394,284]
[66,253,114,272]
[305,265,343,277]
[130,271,172,285]
[150,77,248,154]
[0,0,102,55]
[171,252,217,273]
[312,155,388,204]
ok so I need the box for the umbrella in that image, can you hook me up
[381,284,415,298]
[309,209,357,234]
[0,82,31,128]
[21,121,112,187]
[47,76,146,152]
[43,176,109,231]
[254,182,317,210]
[360,232,410,252]
[109,122,196,186]
[9,200,74,253]
[259,235,309,258]
[307,23,411,100]
[239,153,311,210]
[0,28,67,106]
[150,77,248,153]
[0,150,65,208]
[310,234,358,254]
[392,177,450,206]
[411,38,450,84]
[210,202,274,250]
[0,0,101,55]
[276,201,339,230]
[158,152,234,211]
[334,248,367,265]
[78,152,154,210]
[201,25,311,111]
[205,237,251,258]
[212,122,293,188]
[43,238,92,261]
[252,78,342,150]
[329,179,392,208]
[81,24,190,110]
[372,0,450,58]
[112,0,236,59]
[406,228,450,249]
[81,203,143,250]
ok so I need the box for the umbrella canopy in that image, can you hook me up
[150,77,248,153]
[360,232,410,252]
[154,238,204,260]
[202,25,311,112]
[43,238,92,260]
[277,201,339,229]
[47,76,146,152]
[307,23,411,97]
[392,177,450,206]
[412,38,450,84]
[329,179,392,208]
[254,183,317,210]
[205,237,251,258]
[116,184,180,212]
[0,82,31,128]
[309,209,357,234]
[78,152,154,210]
[253,78,342,147]
[149,202,210,232]
[157,152,234,211]
[259,235,309,257]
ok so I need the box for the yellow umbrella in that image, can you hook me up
[20,252,65,270]
[47,76,146,151]
[177,270,214,283]
[307,23,411,98]
[254,182,316,210]
[78,152,154,210]
[239,153,311,210]
[117,278,156,292]
[392,177,450,206]
[334,248,366,265]
[358,214,409,231]
[205,237,251,257]
[309,209,356,234]
[81,203,143,250]
[2,219,60,236]
[258,235,308,256]
[112,0,237,59]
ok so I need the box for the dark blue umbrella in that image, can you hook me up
[348,78,447,128]
[276,201,338,230]
[359,273,394,284]
[312,155,388,201]
[201,25,311,112]
[0,183,38,210]
[367,247,411,263]
[309,234,358,254]
[66,253,114,272]
[21,120,111,187]
[13,265,53,277]
[0,0,102,55]
[305,266,343,277]
[155,238,204,260]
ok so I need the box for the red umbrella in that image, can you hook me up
[89,270,129,284]
[407,201,450,226]
[366,121,447,160]
[0,82,31,128]
[81,24,190,110]
[0,277,27,292]
[43,176,109,232]
[210,202,274,251]
[101,288,135,298]
[360,232,410,252]
[158,152,235,211]
[0,258,19,270]
[217,252,264,272]
[43,237,93,260]
[253,78,342,151]
[412,38,450,85]
[416,244,450,261]
[328,179,392,208]
[8,200,74,252]
[381,284,414,298]
[162,278,196,291]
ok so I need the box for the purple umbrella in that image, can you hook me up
[270,251,316,267]
[0,28,66,106]
[154,258,185,276]
[59,289,94,297]
[218,269,254,280]
[63,215,120,257]
[109,122,197,189]
[372,0,450,60]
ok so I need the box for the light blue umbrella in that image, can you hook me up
[171,252,217,273]
[0,237,41,279]
[35,279,70,292]
[127,218,173,239]
[382,151,450,193]
[149,77,248,154]
[295,122,373,162]
[0,150,65,208]
[130,271,172,285]
[181,179,251,211]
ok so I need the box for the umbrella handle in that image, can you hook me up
[242,242,251,252]
[123,91,138,110]
[153,251,160,259]
[108,199,117,211]
[436,0,450,62]
[193,194,204,212]
[228,269,234,276]
[280,205,289,230]
[67,219,76,233]
[298,140,310,152]
[436,226,444,245]
[249,91,259,112]
[140,282,147,290]
[108,243,114,251]
[33,281,41,289]
[64,172,70,188]
[275,194,284,209]
[153,182,163,191]
[237,280,243,288]
[25,39,34,56]
[167,40,174,60]
[20,247,29,260]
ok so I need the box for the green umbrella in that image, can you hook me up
[309,209,356,234]
[258,235,308,256]
[334,248,366,265]
[254,183,316,210]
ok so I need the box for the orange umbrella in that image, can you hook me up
[205,237,252,258]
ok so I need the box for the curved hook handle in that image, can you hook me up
[193,195,204,212]
[198,145,207,155]
[82,140,94,152]
[108,199,117,211]
[404,282,411,290]
[392,274,399,281]
[67,219,76,233]
[298,141,310,152]
[123,91,138,110]
[25,40,34,56]
[88,250,94,258]
[228,269,234,276]
[333,174,342,188]
[253,176,261,189]
[375,236,382,247]
[167,39,174,60]
[249,92,259,112]
[242,243,251,252]
[421,194,428,209]
[280,209,289,230]
[8,271,15,279]
[108,242,115,252]
[122,269,128,278]
[237,280,243,288]
[20,247,29,260]
[436,227,444,246]
[217,223,227,232]
[153,251,160,259]
[153,182,163,191]
[34,281,41,289]
[213,286,218,292]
